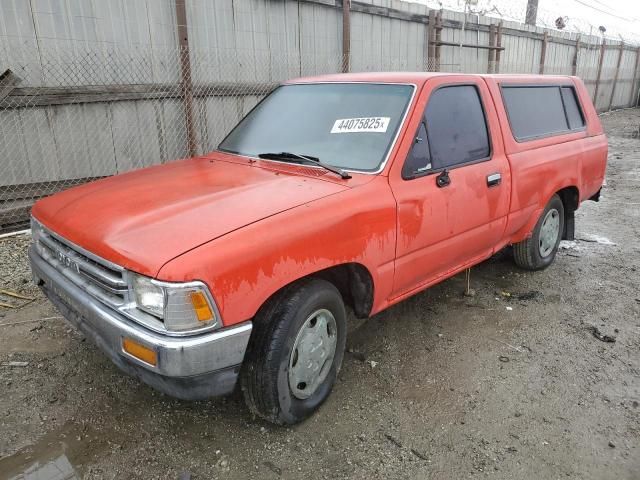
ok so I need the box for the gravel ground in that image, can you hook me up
[0,235,40,300]
[1,109,639,480]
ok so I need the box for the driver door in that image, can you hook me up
[389,76,511,298]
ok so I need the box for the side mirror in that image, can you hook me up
[436,169,450,188]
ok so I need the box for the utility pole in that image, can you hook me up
[525,0,538,26]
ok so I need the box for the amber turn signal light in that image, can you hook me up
[122,338,157,366]
[189,291,214,322]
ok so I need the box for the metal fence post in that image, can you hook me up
[495,22,503,74]
[435,10,442,72]
[175,0,197,157]
[572,35,580,76]
[631,47,640,107]
[608,42,624,111]
[488,24,496,73]
[539,31,548,74]
[427,10,436,71]
[342,0,351,73]
[593,38,606,106]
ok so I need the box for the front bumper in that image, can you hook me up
[29,246,252,400]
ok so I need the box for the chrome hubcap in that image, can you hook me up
[288,309,338,400]
[539,208,560,258]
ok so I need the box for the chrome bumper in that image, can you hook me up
[29,246,252,399]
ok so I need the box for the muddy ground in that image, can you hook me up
[1,109,639,480]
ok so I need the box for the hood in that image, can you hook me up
[32,155,351,276]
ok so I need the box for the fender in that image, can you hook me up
[510,205,545,244]
[157,176,398,326]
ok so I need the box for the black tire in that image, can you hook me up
[240,278,347,425]
[513,194,565,271]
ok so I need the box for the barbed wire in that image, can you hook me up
[415,0,640,45]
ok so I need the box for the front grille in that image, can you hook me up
[36,224,129,308]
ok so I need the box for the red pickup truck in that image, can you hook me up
[30,73,607,424]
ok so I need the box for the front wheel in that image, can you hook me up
[513,194,565,271]
[240,278,346,425]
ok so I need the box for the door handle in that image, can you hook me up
[487,173,501,187]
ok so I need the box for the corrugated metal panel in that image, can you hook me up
[2,0,640,193]
[545,33,575,75]
[500,20,540,74]
[0,0,42,86]
[612,48,637,108]
[595,45,619,111]
[298,1,341,76]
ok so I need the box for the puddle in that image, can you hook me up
[560,234,616,254]
[560,240,581,251]
[0,423,106,480]
[4,454,78,480]
[578,233,616,246]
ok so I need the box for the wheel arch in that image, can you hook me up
[512,185,579,243]
[254,263,375,322]
[556,185,579,240]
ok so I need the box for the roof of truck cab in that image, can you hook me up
[286,72,576,86]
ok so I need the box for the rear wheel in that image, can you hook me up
[513,194,565,270]
[240,278,346,425]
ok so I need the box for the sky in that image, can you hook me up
[410,0,640,43]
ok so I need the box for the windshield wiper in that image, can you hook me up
[257,152,351,179]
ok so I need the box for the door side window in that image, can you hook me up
[402,123,431,179]
[425,85,491,170]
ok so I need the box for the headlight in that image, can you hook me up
[131,274,164,318]
[129,273,219,332]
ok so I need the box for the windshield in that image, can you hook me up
[218,83,414,172]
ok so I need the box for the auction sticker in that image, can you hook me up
[330,117,390,133]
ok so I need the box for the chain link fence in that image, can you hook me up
[1,11,639,233]
[0,46,300,231]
